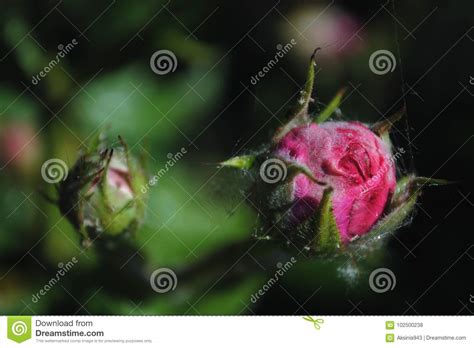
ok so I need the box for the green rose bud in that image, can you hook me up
[57,135,147,245]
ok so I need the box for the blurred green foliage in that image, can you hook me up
[1,0,470,315]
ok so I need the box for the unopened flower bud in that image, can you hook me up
[57,135,147,243]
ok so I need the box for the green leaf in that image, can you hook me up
[272,49,319,143]
[220,155,256,169]
[314,88,346,123]
[4,17,47,75]
[73,61,225,152]
[140,167,256,268]
[313,188,342,254]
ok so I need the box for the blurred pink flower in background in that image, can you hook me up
[282,5,364,62]
[0,121,42,175]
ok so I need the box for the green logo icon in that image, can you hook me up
[386,333,395,343]
[302,315,324,330]
[7,316,32,343]
[386,321,395,330]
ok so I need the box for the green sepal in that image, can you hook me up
[273,49,319,143]
[118,135,132,172]
[347,175,450,250]
[390,175,412,208]
[312,188,342,254]
[98,148,114,212]
[410,176,454,187]
[379,130,393,150]
[87,130,105,153]
[279,158,326,186]
[347,190,419,252]
[371,175,422,235]
[293,48,317,117]
[220,155,256,170]
[390,175,452,208]
[371,106,405,136]
[314,87,346,124]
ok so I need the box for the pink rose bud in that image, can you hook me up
[275,121,396,243]
[222,50,447,254]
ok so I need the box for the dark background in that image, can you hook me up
[0,0,472,315]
